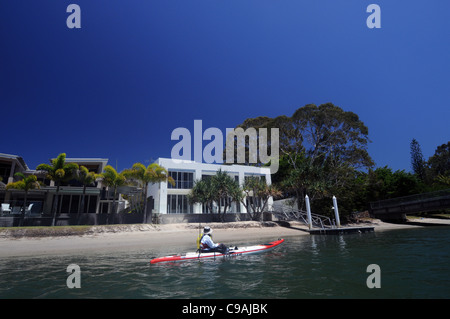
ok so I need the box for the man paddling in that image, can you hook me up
[199,226,228,254]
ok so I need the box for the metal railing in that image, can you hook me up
[271,203,333,229]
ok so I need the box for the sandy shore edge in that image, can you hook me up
[0,219,449,258]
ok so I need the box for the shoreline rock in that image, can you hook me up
[1,218,449,239]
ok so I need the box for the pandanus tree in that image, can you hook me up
[241,176,281,221]
[211,170,241,221]
[189,170,280,221]
[435,174,450,186]
[6,173,41,226]
[36,153,79,226]
[188,177,215,214]
[123,163,174,223]
[190,170,242,222]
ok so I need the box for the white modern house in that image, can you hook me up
[148,158,273,216]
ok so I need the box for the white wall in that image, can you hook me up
[148,158,272,214]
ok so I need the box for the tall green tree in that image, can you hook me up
[36,153,79,226]
[6,173,41,226]
[122,163,174,223]
[427,141,450,183]
[234,104,373,168]
[410,138,426,181]
[288,103,373,170]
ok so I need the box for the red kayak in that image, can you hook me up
[150,239,284,264]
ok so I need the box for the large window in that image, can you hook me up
[244,175,266,183]
[202,197,240,214]
[57,194,98,214]
[167,194,193,214]
[168,171,193,189]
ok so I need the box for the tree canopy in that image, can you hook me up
[232,103,374,211]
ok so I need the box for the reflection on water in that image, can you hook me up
[1,228,450,298]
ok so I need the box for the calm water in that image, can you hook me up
[1,227,449,299]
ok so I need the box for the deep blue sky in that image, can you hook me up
[1,0,449,172]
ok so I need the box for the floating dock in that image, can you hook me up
[308,226,375,235]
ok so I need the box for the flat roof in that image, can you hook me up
[65,158,109,163]
[156,157,271,174]
[0,153,29,171]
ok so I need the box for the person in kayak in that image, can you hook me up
[200,226,228,254]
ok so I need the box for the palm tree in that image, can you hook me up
[123,163,174,223]
[36,153,79,226]
[99,165,126,223]
[6,173,41,226]
[74,166,98,222]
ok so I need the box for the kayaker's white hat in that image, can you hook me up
[203,226,213,234]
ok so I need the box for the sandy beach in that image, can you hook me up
[0,219,449,258]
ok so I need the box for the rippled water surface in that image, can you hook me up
[1,227,450,298]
